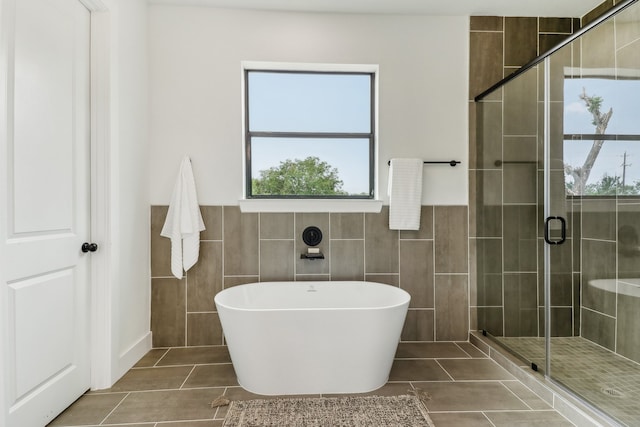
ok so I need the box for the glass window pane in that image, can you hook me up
[250,137,371,197]
[248,72,372,133]
[564,78,640,135]
[564,78,640,195]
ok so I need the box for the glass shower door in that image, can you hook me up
[544,40,577,378]
[477,1,640,424]
[547,2,640,424]
[476,61,550,371]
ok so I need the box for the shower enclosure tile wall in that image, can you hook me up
[473,0,640,423]
[469,15,581,337]
[470,3,630,341]
[150,205,469,347]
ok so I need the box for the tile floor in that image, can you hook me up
[498,336,640,426]
[48,342,575,426]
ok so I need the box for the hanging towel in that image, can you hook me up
[161,156,206,279]
[388,158,424,230]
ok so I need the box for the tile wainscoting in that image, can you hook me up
[150,205,469,347]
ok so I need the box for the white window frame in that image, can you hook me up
[239,61,382,213]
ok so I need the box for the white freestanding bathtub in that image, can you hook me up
[214,281,410,395]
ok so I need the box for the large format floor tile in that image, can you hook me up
[437,357,514,380]
[47,393,128,426]
[100,366,194,392]
[395,341,469,358]
[49,341,575,426]
[182,363,238,388]
[485,410,576,426]
[415,381,530,411]
[134,348,169,367]
[158,346,232,366]
[103,389,225,424]
[429,411,494,427]
[159,422,221,427]
[388,359,451,381]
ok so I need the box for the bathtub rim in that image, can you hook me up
[588,278,640,298]
[214,280,411,312]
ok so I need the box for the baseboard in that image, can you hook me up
[115,331,152,382]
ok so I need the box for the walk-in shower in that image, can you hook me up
[474,0,640,425]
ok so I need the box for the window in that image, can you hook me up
[243,63,376,199]
[563,77,640,196]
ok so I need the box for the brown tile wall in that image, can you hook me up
[148,0,624,353]
[469,15,579,337]
[470,0,640,364]
[469,16,579,100]
[582,0,617,26]
[151,205,469,347]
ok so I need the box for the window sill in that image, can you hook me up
[238,199,383,213]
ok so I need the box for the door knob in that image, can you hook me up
[81,242,98,253]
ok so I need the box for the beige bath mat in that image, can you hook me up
[221,394,435,427]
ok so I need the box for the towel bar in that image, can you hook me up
[387,160,461,166]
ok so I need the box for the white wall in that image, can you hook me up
[114,0,149,363]
[104,0,151,384]
[148,6,469,206]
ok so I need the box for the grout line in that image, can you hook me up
[154,419,217,425]
[482,412,499,427]
[137,361,233,369]
[399,237,434,242]
[500,380,535,411]
[259,238,295,241]
[432,209,437,342]
[469,29,504,33]
[257,212,261,281]
[396,357,477,361]
[223,274,259,278]
[178,365,197,390]
[213,386,230,420]
[221,207,225,295]
[184,274,188,347]
[434,272,468,276]
[153,348,171,367]
[171,385,232,392]
[103,386,205,394]
[434,359,456,381]
[454,342,473,358]
[402,379,524,385]
[98,392,130,426]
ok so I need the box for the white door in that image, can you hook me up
[0,0,92,425]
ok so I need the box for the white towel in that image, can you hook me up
[388,158,423,230]
[161,156,206,279]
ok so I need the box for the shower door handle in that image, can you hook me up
[544,216,566,245]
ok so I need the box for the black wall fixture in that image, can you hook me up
[302,226,323,247]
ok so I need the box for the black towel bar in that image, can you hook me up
[387,160,461,167]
